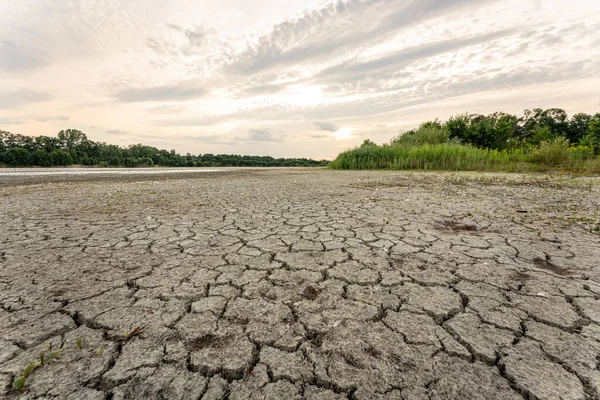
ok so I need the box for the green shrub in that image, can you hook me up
[526,138,570,166]
[392,125,450,146]
[567,145,595,161]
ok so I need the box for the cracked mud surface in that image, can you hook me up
[1,168,600,399]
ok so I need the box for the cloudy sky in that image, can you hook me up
[1,0,599,159]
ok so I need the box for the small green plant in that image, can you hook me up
[13,348,63,391]
[76,336,83,349]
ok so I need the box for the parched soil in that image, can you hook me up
[1,168,600,399]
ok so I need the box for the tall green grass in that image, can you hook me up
[329,140,600,173]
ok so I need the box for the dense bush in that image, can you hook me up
[525,138,571,166]
[393,124,452,146]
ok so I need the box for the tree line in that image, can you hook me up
[395,108,600,153]
[0,129,329,167]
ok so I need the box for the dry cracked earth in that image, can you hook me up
[1,168,600,400]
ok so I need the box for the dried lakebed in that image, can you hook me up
[1,168,599,399]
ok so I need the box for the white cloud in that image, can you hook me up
[241,128,285,142]
[0,41,49,72]
[106,129,129,134]
[314,122,340,132]
[0,89,52,109]
[36,115,69,122]
[114,84,209,102]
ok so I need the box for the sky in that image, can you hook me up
[1,0,600,159]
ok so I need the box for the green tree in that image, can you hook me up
[569,113,592,144]
[528,126,556,146]
[35,136,60,152]
[5,147,33,166]
[32,149,52,166]
[465,115,495,149]
[522,108,544,139]
[58,129,89,163]
[50,150,73,166]
[539,108,569,136]
[581,113,600,154]
[492,112,519,149]
[445,114,470,143]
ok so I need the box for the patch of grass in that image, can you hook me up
[329,140,600,174]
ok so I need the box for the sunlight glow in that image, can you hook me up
[335,127,353,139]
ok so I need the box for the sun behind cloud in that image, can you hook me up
[334,127,353,140]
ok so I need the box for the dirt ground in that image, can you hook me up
[1,168,599,400]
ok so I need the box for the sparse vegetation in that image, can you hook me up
[13,347,63,391]
[331,108,600,173]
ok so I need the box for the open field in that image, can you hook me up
[1,168,600,399]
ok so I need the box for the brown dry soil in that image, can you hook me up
[1,168,600,400]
